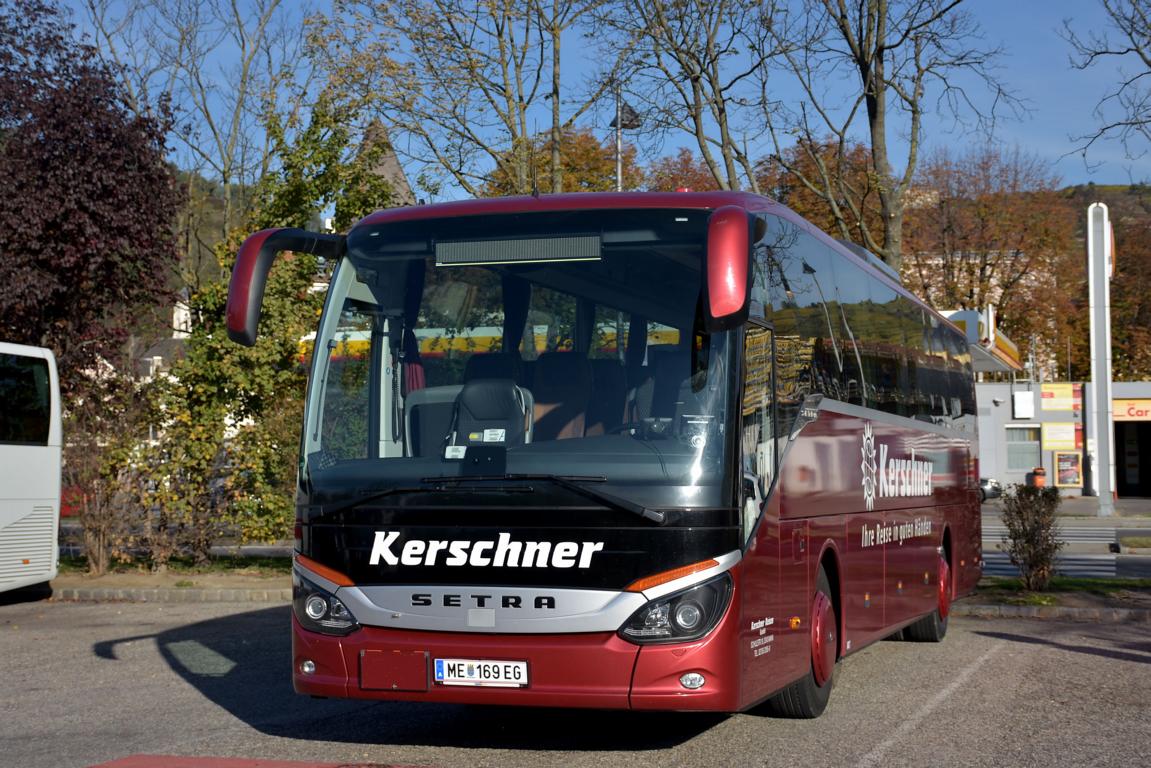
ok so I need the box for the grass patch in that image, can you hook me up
[1005,593,1058,607]
[1119,535,1151,548]
[58,554,292,577]
[979,575,1151,595]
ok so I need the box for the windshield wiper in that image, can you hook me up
[326,486,437,515]
[326,481,536,515]
[424,473,666,524]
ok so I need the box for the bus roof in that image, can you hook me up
[354,191,783,228]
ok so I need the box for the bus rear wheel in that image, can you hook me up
[906,551,950,643]
[766,566,837,718]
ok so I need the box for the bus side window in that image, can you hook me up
[757,214,836,435]
[0,354,50,445]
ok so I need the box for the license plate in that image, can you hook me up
[434,658,528,687]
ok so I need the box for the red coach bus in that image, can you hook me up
[226,192,980,716]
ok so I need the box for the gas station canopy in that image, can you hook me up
[943,307,1024,374]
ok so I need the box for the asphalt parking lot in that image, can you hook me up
[1,600,1148,768]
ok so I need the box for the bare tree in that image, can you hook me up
[594,0,773,191]
[317,0,618,197]
[80,0,316,236]
[760,0,1019,272]
[1063,0,1151,161]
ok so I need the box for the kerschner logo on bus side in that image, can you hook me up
[369,531,605,569]
[860,422,934,511]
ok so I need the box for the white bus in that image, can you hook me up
[0,342,61,594]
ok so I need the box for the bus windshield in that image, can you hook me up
[303,208,738,513]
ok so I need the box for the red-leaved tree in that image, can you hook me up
[0,0,181,397]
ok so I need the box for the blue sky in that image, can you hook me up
[64,0,1149,189]
[943,0,1149,185]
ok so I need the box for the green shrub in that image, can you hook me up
[999,485,1064,591]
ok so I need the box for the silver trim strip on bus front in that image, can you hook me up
[340,584,647,634]
[336,549,742,634]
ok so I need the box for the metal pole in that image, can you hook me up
[615,82,623,193]
[1087,202,1115,515]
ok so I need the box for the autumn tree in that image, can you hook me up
[64,371,164,575]
[1063,0,1151,160]
[0,0,182,573]
[1064,183,1151,381]
[901,146,1079,373]
[758,139,884,243]
[482,127,642,196]
[1108,193,1151,378]
[645,148,722,192]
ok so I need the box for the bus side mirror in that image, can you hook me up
[703,206,752,332]
[226,228,345,346]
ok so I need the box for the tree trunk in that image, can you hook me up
[550,6,563,194]
[81,492,110,576]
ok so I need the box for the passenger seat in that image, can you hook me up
[586,359,627,435]
[531,352,591,441]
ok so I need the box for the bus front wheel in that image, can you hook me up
[766,566,837,718]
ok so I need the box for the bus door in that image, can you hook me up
[738,324,785,698]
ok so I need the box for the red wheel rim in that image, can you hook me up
[811,590,836,687]
[938,554,951,621]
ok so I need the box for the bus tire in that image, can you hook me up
[766,566,837,718]
[906,551,950,643]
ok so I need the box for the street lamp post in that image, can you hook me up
[610,81,641,192]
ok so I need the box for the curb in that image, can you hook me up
[52,587,292,603]
[951,602,1151,623]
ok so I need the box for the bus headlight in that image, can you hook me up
[292,571,360,636]
[619,572,732,644]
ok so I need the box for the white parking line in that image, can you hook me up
[854,641,1006,768]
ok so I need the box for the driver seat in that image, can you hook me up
[448,378,529,448]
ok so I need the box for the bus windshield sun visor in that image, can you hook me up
[425,474,667,524]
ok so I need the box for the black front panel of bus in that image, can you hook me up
[304,509,739,591]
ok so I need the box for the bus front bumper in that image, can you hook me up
[291,615,740,711]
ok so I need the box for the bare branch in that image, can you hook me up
[1062,0,1151,160]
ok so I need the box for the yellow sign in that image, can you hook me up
[1041,422,1077,450]
[992,333,1022,370]
[1114,399,1151,421]
[1041,383,1077,411]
